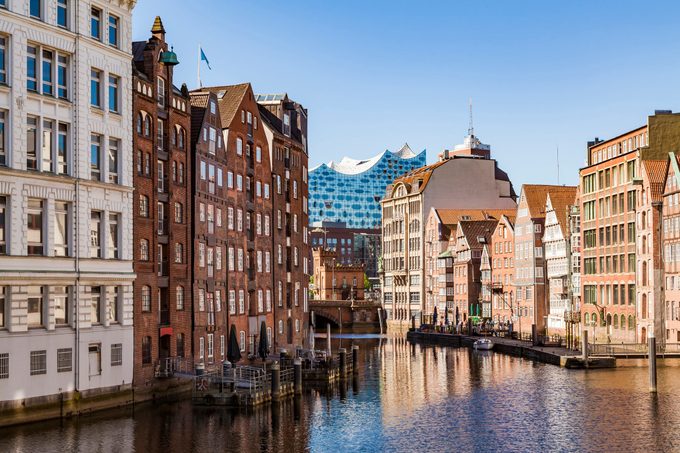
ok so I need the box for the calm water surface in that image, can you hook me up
[1,335,679,453]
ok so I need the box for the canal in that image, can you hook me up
[1,335,680,452]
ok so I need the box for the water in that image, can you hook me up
[1,335,680,452]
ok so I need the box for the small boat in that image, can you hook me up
[473,339,494,350]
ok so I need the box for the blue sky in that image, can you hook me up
[133,0,680,188]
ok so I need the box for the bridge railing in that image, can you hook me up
[587,342,680,356]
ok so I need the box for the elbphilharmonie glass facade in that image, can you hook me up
[309,145,426,229]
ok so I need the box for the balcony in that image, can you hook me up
[247,240,255,251]
[246,201,255,212]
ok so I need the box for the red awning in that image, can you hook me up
[160,327,173,337]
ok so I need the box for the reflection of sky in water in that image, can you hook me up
[1,336,680,452]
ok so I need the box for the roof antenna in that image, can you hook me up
[468,97,474,137]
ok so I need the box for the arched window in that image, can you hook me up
[606,313,612,327]
[140,239,149,261]
[144,113,152,137]
[642,236,647,254]
[642,293,648,319]
[642,261,648,286]
[591,312,597,326]
[628,315,635,330]
[642,211,647,229]
[179,127,186,149]
[613,314,619,329]
[136,112,143,134]
[176,286,184,310]
[141,285,151,311]
[585,312,590,325]
[170,127,177,147]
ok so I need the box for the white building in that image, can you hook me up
[0,0,136,407]
[543,190,577,334]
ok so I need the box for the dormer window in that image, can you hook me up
[210,100,216,115]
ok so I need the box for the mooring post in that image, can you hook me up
[352,345,359,374]
[582,329,589,369]
[339,347,347,376]
[327,323,332,356]
[293,358,302,395]
[649,332,657,393]
[531,324,537,346]
[271,361,281,401]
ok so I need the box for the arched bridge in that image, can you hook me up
[309,299,385,333]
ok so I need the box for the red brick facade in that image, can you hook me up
[188,91,230,365]
[132,19,192,386]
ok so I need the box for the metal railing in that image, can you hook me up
[588,342,680,356]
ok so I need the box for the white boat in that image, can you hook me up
[473,339,494,350]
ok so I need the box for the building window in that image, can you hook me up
[57,348,72,372]
[0,287,5,327]
[90,286,101,324]
[108,138,119,183]
[157,77,165,107]
[111,343,122,366]
[54,202,69,257]
[30,0,42,19]
[140,239,149,261]
[106,286,118,323]
[142,336,151,364]
[30,350,47,376]
[91,7,101,40]
[0,110,6,166]
[157,119,164,151]
[0,353,8,379]
[176,286,184,310]
[175,242,183,263]
[239,331,246,352]
[236,137,243,156]
[0,37,7,86]
[90,133,101,180]
[27,286,44,327]
[140,195,149,217]
[141,285,151,311]
[108,213,119,259]
[174,202,183,223]
[27,199,44,255]
[239,290,245,314]
[57,0,68,28]
[90,69,101,107]
[176,333,185,358]
[90,211,101,258]
[108,75,119,113]
[108,14,119,47]
[26,116,38,170]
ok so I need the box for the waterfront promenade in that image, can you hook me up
[406,330,617,368]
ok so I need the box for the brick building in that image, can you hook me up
[131,18,191,385]
[489,215,516,324]
[579,112,680,343]
[312,248,364,301]
[200,83,275,358]
[188,90,229,366]
[662,154,680,343]
[451,220,497,324]
[257,94,310,350]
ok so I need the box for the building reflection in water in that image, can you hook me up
[2,336,680,452]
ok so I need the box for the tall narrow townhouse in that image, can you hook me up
[451,220,497,323]
[489,215,516,324]
[543,188,577,335]
[0,0,136,407]
[662,154,680,344]
[381,132,516,330]
[514,185,575,337]
[131,18,191,386]
[257,94,310,350]
[188,90,229,368]
[201,83,274,358]
[579,112,680,343]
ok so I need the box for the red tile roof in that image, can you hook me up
[642,159,669,203]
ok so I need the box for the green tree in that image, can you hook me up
[363,273,372,290]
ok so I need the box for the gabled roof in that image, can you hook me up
[457,220,498,249]
[188,91,211,146]
[436,208,516,227]
[393,160,448,194]
[257,104,305,146]
[521,185,577,219]
[198,83,251,128]
[642,159,668,203]
[546,187,578,237]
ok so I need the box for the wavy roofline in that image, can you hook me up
[310,147,426,176]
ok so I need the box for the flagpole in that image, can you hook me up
[197,43,201,88]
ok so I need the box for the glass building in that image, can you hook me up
[309,144,426,229]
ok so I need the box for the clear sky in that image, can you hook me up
[133,0,680,188]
